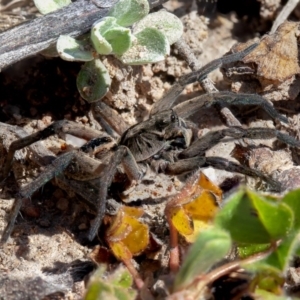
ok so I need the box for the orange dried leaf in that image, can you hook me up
[106,206,145,241]
[182,190,220,242]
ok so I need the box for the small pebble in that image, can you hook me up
[22,206,41,218]
[56,198,69,211]
[53,189,64,199]
[30,107,38,116]
[78,223,87,230]
[39,219,51,228]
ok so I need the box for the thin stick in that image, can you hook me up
[173,37,217,93]
[271,0,300,33]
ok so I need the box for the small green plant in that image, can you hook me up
[83,187,300,299]
[84,265,137,300]
[34,0,183,102]
[171,187,300,299]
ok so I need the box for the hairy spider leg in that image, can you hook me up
[179,127,300,159]
[0,121,112,242]
[92,101,129,136]
[150,42,258,114]
[165,155,281,190]
[3,131,141,241]
[0,151,76,243]
[164,127,300,191]
[173,91,288,124]
[90,45,264,155]
[87,145,141,240]
[0,120,107,182]
[51,144,141,241]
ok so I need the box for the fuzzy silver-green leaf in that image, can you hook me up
[108,0,149,27]
[77,59,111,102]
[33,0,71,14]
[133,10,183,45]
[57,35,93,62]
[119,28,169,65]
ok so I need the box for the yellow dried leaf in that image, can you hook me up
[109,241,132,261]
[166,171,222,241]
[198,172,222,201]
[170,206,194,236]
[121,215,149,255]
[185,219,212,243]
[123,206,144,218]
[184,190,219,220]
[106,211,132,242]
[106,206,149,259]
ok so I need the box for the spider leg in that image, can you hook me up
[1,151,76,243]
[165,156,281,191]
[64,138,141,241]
[205,156,282,191]
[0,120,108,182]
[1,197,22,243]
[92,101,129,136]
[174,91,288,124]
[88,145,141,241]
[0,122,111,242]
[0,135,117,242]
[0,122,56,167]
[165,126,300,190]
[150,42,258,115]
[179,127,300,159]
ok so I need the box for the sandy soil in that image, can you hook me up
[1,0,300,299]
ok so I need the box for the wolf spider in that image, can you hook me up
[1,42,300,243]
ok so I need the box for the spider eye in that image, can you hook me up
[171,113,177,122]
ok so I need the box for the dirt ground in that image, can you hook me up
[1,0,300,299]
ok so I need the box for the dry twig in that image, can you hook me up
[0,0,167,70]
[271,0,300,33]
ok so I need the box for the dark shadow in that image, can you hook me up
[42,260,95,282]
